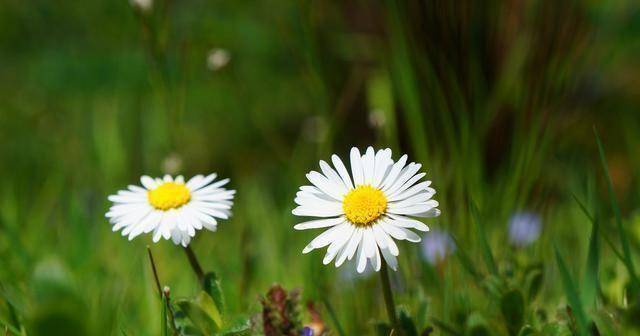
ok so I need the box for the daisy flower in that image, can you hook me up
[293,147,440,273]
[106,174,235,247]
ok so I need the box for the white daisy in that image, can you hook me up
[106,174,235,247]
[293,147,440,273]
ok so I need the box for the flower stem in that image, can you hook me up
[380,259,400,334]
[183,245,205,283]
[147,246,179,335]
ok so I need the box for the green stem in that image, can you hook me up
[184,245,205,283]
[322,297,346,336]
[380,260,400,334]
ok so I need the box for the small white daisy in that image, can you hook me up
[106,174,235,247]
[293,147,440,273]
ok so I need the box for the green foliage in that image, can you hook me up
[554,246,589,335]
[1,0,640,334]
[500,289,525,336]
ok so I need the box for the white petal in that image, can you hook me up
[319,160,348,193]
[323,225,355,264]
[387,172,426,198]
[373,149,393,187]
[412,208,442,218]
[331,154,354,189]
[388,192,434,209]
[356,237,368,273]
[362,147,375,184]
[292,205,343,218]
[141,176,158,190]
[372,241,382,271]
[302,223,349,254]
[388,200,439,216]
[389,181,433,202]
[306,171,345,200]
[108,194,147,204]
[363,228,377,258]
[386,214,429,232]
[380,247,398,270]
[336,228,363,266]
[385,164,422,194]
[294,217,344,230]
[381,155,407,189]
[187,173,217,191]
[350,147,364,186]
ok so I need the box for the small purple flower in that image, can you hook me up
[508,212,542,248]
[301,327,314,336]
[420,230,456,265]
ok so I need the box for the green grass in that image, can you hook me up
[1,0,640,335]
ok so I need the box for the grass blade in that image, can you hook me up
[572,194,600,307]
[451,235,482,282]
[594,127,639,287]
[469,200,498,275]
[583,217,600,308]
[554,245,589,335]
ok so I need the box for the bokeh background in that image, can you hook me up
[1,0,640,335]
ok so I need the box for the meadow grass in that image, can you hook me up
[1,0,640,335]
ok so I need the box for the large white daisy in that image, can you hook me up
[293,147,440,273]
[106,174,235,247]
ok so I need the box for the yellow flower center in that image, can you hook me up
[343,185,387,226]
[148,182,191,210]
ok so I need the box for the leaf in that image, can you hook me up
[517,325,536,336]
[177,291,223,335]
[594,127,640,288]
[414,293,429,330]
[500,289,524,336]
[219,317,252,335]
[466,312,490,336]
[399,310,418,336]
[469,199,498,275]
[203,272,226,316]
[554,245,589,336]
[524,267,543,301]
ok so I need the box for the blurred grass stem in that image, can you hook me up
[184,245,205,283]
[147,246,179,335]
[380,260,400,335]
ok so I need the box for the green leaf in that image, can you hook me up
[554,245,589,336]
[399,310,418,336]
[500,289,524,335]
[541,322,572,336]
[219,317,251,336]
[469,200,498,275]
[594,127,639,288]
[466,312,490,336]
[414,293,429,330]
[203,272,226,316]
[177,291,223,335]
[524,267,543,301]
[517,325,536,336]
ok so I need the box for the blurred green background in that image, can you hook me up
[1,0,640,335]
